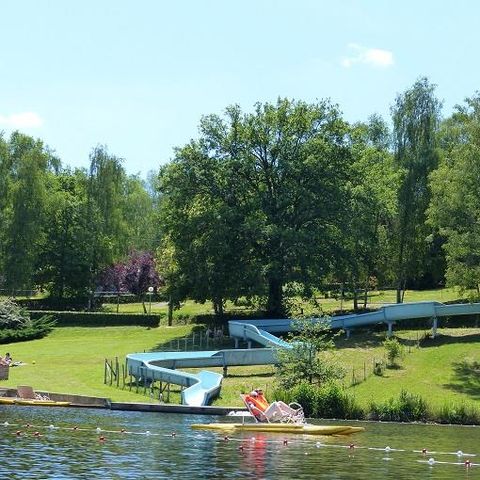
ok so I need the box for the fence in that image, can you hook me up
[348,330,428,387]
[103,327,234,403]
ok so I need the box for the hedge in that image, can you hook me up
[29,311,162,327]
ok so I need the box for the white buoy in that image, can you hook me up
[428,458,435,465]
[48,424,55,430]
[3,421,9,426]
[385,446,391,452]
[96,427,102,433]
[457,450,463,457]
[145,430,151,435]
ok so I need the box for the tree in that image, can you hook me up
[429,94,480,294]
[2,132,52,291]
[342,115,400,309]
[158,98,352,316]
[275,318,344,389]
[85,146,128,301]
[36,170,93,299]
[391,78,442,302]
[99,251,163,313]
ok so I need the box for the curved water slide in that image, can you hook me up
[126,301,480,406]
[126,349,278,407]
[228,301,480,346]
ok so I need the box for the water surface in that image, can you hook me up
[0,406,478,479]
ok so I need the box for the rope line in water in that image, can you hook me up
[2,420,478,468]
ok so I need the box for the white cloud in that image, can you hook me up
[0,111,44,128]
[341,43,394,68]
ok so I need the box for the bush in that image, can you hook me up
[384,337,405,368]
[16,297,94,311]
[29,311,162,327]
[368,390,429,422]
[436,402,480,425]
[273,382,363,419]
[0,315,56,344]
[0,298,30,329]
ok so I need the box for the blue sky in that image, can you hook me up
[1,1,478,176]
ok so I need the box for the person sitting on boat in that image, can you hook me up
[4,353,12,365]
[0,356,8,366]
[244,390,304,423]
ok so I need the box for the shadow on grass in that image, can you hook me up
[444,359,480,400]
[420,332,480,348]
[224,371,274,379]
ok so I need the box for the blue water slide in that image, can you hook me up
[228,301,480,346]
[126,349,279,406]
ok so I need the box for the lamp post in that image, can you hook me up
[147,286,154,314]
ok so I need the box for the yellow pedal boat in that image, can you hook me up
[14,399,71,407]
[191,423,364,436]
[0,397,16,405]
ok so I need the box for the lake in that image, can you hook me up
[1,406,479,479]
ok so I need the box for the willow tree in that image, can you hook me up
[158,98,351,316]
[391,78,442,303]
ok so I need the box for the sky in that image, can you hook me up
[1,0,479,176]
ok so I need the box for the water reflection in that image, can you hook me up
[0,406,479,479]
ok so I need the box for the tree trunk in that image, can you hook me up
[167,297,173,326]
[213,298,224,316]
[352,279,358,312]
[363,277,369,309]
[266,278,284,317]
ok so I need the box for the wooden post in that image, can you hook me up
[115,357,120,387]
[104,359,107,385]
[121,364,125,389]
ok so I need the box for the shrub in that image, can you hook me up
[383,337,405,368]
[436,402,480,425]
[29,311,162,327]
[0,315,56,344]
[368,390,429,422]
[0,298,30,329]
[273,382,363,419]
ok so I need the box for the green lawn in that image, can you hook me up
[3,324,478,411]
[100,287,473,317]
[1,287,479,411]
[337,328,480,409]
[1,325,195,402]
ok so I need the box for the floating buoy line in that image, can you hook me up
[2,420,478,468]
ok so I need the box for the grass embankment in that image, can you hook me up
[2,324,478,413]
[1,287,478,415]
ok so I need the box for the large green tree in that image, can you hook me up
[391,78,442,302]
[158,98,352,316]
[343,115,400,309]
[2,132,53,291]
[429,94,480,294]
[36,170,93,298]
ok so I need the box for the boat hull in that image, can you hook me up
[0,399,71,407]
[15,399,71,407]
[191,423,364,435]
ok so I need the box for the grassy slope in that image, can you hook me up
[1,288,478,410]
[1,325,193,402]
